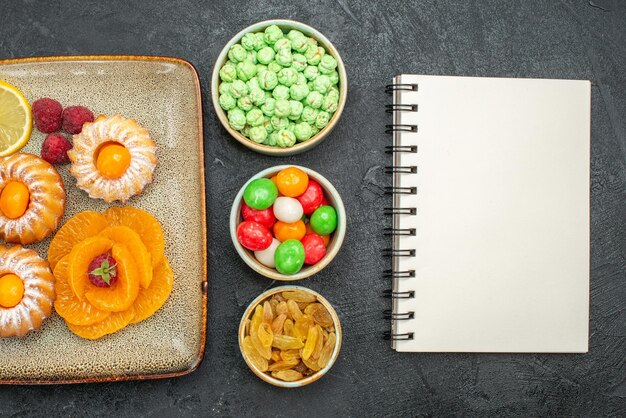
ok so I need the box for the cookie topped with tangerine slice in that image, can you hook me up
[68,114,157,203]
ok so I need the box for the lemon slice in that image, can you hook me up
[0,80,32,156]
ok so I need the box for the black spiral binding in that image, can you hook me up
[385,82,418,343]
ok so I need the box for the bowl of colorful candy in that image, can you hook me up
[239,285,342,387]
[230,165,346,280]
[211,19,347,156]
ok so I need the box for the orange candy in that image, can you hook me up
[0,181,29,219]
[276,167,308,197]
[305,223,330,246]
[274,220,306,242]
[0,273,24,308]
[96,143,131,179]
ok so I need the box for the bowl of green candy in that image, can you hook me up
[211,19,347,156]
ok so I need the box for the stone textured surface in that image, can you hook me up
[1,0,625,416]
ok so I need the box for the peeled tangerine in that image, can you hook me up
[49,206,172,339]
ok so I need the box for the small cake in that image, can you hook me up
[0,245,55,337]
[68,114,157,203]
[0,153,66,244]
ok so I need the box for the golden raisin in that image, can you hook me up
[272,334,304,350]
[282,290,317,303]
[271,313,287,335]
[283,318,295,337]
[294,314,314,341]
[276,301,288,315]
[250,304,263,335]
[262,301,274,324]
[304,303,334,328]
[302,325,319,360]
[317,332,336,368]
[243,336,268,372]
[271,369,303,382]
[268,359,300,372]
[287,299,303,321]
[271,350,282,362]
[302,356,321,372]
[311,325,325,360]
[280,349,301,362]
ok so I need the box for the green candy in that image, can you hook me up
[328,71,339,85]
[303,65,319,80]
[254,33,268,51]
[243,178,278,210]
[294,122,313,142]
[218,82,232,96]
[271,116,289,131]
[319,54,338,74]
[310,125,320,136]
[277,67,298,86]
[246,108,264,126]
[286,122,296,133]
[227,108,246,130]
[274,99,291,118]
[313,75,331,94]
[249,126,267,143]
[296,73,307,85]
[219,93,236,111]
[273,38,291,52]
[272,85,290,100]
[305,46,325,65]
[274,240,305,275]
[305,91,323,109]
[310,205,337,235]
[241,124,251,137]
[267,61,282,73]
[249,89,266,106]
[327,86,339,100]
[219,63,237,82]
[321,92,338,112]
[246,77,260,91]
[261,97,276,116]
[287,30,305,41]
[244,52,257,65]
[228,44,247,63]
[289,100,303,120]
[315,111,330,129]
[301,106,318,124]
[237,96,253,111]
[289,83,309,101]
[258,70,278,90]
[292,54,307,72]
[257,46,275,65]
[290,35,309,53]
[306,37,318,50]
[256,64,268,75]
[230,79,248,98]
[264,25,283,45]
[266,131,279,146]
[263,117,274,134]
[275,49,293,67]
[236,61,257,81]
[276,129,296,147]
[241,33,258,51]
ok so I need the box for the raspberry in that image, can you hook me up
[62,106,94,134]
[32,98,63,133]
[87,253,118,288]
[41,133,72,165]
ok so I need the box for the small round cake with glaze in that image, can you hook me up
[69,114,157,203]
[0,245,55,337]
[0,153,66,245]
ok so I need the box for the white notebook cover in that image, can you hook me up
[391,74,590,353]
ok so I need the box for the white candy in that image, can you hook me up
[272,196,304,223]
[254,238,281,268]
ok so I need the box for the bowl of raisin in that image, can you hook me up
[239,285,341,387]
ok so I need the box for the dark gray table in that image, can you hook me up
[2,1,625,416]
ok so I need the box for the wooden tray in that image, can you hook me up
[0,56,207,384]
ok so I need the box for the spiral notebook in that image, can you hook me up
[386,74,590,353]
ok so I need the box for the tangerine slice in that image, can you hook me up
[131,257,174,324]
[48,211,108,270]
[67,307,134,340]
[99,226,153,289]
[103,206,165,268]
[68,236,114,301]
[53,255,110,326]
[84,243,140,312]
